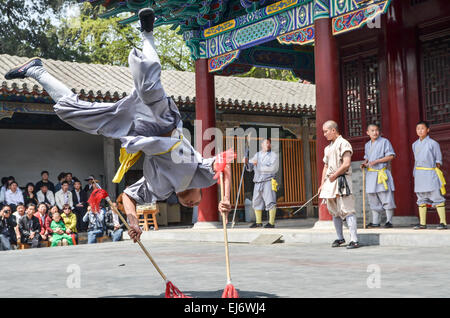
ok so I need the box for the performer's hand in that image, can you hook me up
[219,200,231,214]
[128,224,142,243]
[360,161,368,169]
[368,160,378,167]
[252,160,257,166]
[219,200,231,224]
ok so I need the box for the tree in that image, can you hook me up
[0,0,78,59]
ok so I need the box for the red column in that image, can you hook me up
[314,17,341,221]
[385,1,416,217]
[195,58,219,222]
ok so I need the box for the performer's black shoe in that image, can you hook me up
[139,8,155,33]
[4,57,42,80]
[346,241,360,249]
[413,224,427,230]
[249,222,263,228]
[384,222,393,228]
[437,223,448,230]
[366,223,380,228]
[331,239,345,247]
[264,223,275,228]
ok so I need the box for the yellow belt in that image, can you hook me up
[415,167,447,195]
[112,135,183,184]
[367,167,388,190]
[271,178,278,192]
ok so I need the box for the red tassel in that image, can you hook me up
[222,283,239,298]
[165,281,191,298]
[88,189,109,212]
[213,149,237,183]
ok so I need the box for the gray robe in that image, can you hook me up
[364,137,396,193]
[53,42,216,205]
[412,136,443,193]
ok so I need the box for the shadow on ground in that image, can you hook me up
[103,289,279,298]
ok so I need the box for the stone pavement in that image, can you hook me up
[130,218,450,248]
[1,238,450,298]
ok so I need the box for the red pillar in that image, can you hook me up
[314,17,341,221]
[195,58,219,223]
[385,1,416,217]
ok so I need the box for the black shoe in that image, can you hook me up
[384,222,393,228]
[413,224,427,230]
[4,57,42,80]
[331,239,345,247]
[138,8,155,33]
[249,223,262,228]
[366,223,380,228]
[437,223,448,230]
[264,223,275,228]
[346,241,360,249]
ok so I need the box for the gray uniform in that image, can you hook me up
[29,32,216,205]
[412,136,445,206]
[364,137,396,223]
[246,151,278,211]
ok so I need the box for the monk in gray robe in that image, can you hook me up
[245,139,278,228]
[4,8,232,241]
[413,121,447,230]
[361,124,396,228]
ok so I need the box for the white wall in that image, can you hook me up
[0,129,105,188]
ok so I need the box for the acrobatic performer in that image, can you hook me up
[245,138,279,228]
[5,8,232,242]
[361,123,396,228]
[318,120,359,249]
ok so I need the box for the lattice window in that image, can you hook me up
[342,53,381,137]
[420,33,450,125]
[342,59,362,137]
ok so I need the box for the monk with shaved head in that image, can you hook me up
[318,120,360,249]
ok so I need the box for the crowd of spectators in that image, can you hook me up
[0,171,126,251]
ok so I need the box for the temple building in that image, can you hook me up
[80,0,449,226]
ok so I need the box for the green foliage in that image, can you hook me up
[239,66,299,82]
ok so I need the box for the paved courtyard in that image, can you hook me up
[1,240,449,298]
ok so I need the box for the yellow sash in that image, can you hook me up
[367,167,388,190]
[112,135,183,184]
[415,167,447,195]
[271,178,278,192]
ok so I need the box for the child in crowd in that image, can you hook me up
[50,212,73,246]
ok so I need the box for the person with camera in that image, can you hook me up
[0,205,17,250]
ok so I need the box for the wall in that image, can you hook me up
[0,129,105,188]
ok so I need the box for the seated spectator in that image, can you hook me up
[13,203,26,243]
[83,175,98,198]
[65,172,75,192]
[34,203,52,241]
[83,206,104,244]
[23,182,38,206]
[48,205,59,219]
[19,203,41,248]
[50,212,73,247]
[0,205,17,251]
[72,180,88,232]
[35,170,55,193]
[55,181,74,210]
[36,184,56,208]
[61,204,78,244]
[105,202,125,242]
[54,172,66,193]
[0,177,8,206]
[5,181,24,212]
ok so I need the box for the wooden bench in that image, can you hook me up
[97,235,111,243]
[17,240,51,249]
[137,204,159,231]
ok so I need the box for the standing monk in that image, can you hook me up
[319,121,359,249]
[361,123,396,228]
[413,121,447,230]
[246,139,279,228]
